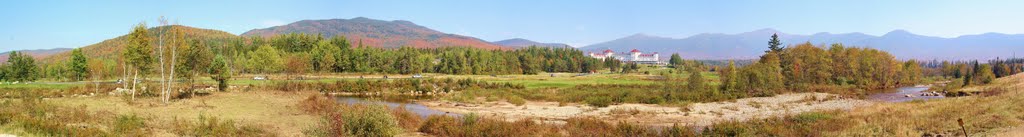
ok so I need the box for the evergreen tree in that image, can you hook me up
[767,33,783,53]
[69,48,89,81]
[209,55,230,91]
[5,51,39,82]
[975,64,996,84]
[603,57,621,72]
[669,53,685,68]
[0,65,7,81]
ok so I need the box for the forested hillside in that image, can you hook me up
[241,17,507,50]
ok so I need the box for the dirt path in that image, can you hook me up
[421,92,873,127]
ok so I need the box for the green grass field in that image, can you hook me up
[436,73,659,89]
[0,82,83,90]
[0,66,722,92]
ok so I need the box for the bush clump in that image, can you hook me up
[339,104,402,137]
[419,114,560,137]
[171,115,271,137]
[507,95,526,106]
[585,96,613,107]
[113,114,147,136]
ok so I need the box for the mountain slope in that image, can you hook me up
[0,48,73,63]
[492,38,568,48]
[241,17,506,50]
[40,25,238,64]
[583,29,1024,60]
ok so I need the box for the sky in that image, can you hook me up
[2,0,1024,52]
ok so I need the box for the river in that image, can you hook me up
[334,97,459,118]
[867,86,945,102]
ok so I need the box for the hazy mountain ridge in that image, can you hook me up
[582,29,1024,60]
[492,38,569,48]
[0,48,73,63]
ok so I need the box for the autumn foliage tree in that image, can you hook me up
[122,23,154,100]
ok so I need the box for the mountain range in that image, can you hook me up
[0,48,73,63]
[241,17,507,50]
[582,29,1024,60]
[13,17,1024,63]
[491,38,568,48]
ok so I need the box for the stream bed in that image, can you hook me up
[867,86,945,102]
[334,96,458,118]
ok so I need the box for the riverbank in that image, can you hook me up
[421,92,872,127]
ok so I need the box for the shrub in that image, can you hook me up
[662,124,698,137]
[419,114,558,137]
[507,95,526,106]
[113,114,147,136]
[585,96,613,107]
[616,121,658,136]
[419,115,461,136]
[339,104,401,137]
[172,115,271,137]
[391,105,423,130]
[793,112,833,124]
[703,120,754,136]
[298,95,336,115]
[565,117,615,136]
[0,98,108,136]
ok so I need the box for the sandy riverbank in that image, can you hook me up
[420,92,873,127]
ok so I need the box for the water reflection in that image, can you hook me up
[867,86,945,102]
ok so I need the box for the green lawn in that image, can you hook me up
[0,82,83,90]
[435,72,660,89]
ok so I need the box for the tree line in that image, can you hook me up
[924,58,1024,89]
[716,34,929,96]
[0,24,607,83]
[217,34,605,75]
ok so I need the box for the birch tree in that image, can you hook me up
[122,23,153,101]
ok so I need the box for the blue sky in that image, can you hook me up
[2,0,1023,52]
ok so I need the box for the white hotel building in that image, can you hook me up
[587,49,666,65]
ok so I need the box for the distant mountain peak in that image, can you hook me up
[883,29,914,36]
[812,32,832,35]
[627,33,650,37]
[623,33,671,40]
[506,38,530,41]
[352,17,372,20]
[751,28,781,34]
[492,38,568,48]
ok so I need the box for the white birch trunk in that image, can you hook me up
[131,68,138,101]
[167,31,177,103]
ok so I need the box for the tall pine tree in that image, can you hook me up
[69,48,89,81]
[767,33,783,53]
